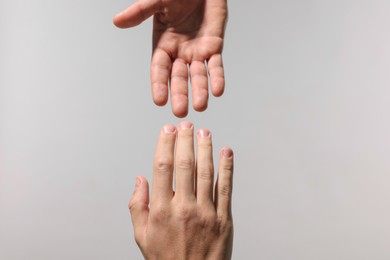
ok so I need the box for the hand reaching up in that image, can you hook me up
[114,0,228,117]
[129,121,234,259]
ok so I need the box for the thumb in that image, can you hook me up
[129,176,149,243]
[113,0,161,28]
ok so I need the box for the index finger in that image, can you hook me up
[113,0,161,28]
[207,54,225,97]
[151,49,172,106]
[151,124,177,204]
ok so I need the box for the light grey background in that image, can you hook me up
[1,0,390,259]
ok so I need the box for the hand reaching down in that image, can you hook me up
[114,0,228,117]
[129,121,234,259]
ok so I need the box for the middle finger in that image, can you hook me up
[175,121,195,199]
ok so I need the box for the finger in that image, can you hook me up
[151,124,176,204]
[170,59,189,118]
[195,129,215,205]
[215,147,234,217]
[207,54,225,97]
[129,176,150,244]
[151,49,172,106]
[190,61,209,112]
[113,0,161,28]
[175,121,195,199]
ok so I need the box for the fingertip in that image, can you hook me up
[135,176,142,189]
[153,96,168,107]
[135,176,149,191]
[112,10,121,25]
[136,175,147,183]
[129,176,149,208]
[221,147,233,159]
[197,128,211,138]
[172,106,188,118]
[193,99,208,112]
[162,124,176,134]
[174,111,188,118]
[112,13,129,29]
[113,1,159,29]
[152,83,169,106]
[112,16,119,27]
[177,120,194,130]
[211,79,225,97]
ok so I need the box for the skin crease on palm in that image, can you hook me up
[129,121,234,260]
[113,0,228,117]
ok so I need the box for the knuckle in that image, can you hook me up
[128,196,139,213]
[175,203,196,222]
[221,161,233,172]
[150,203,169,223]
[217,215,233,233]
[151,59,171,71]
[128,200,136,212]
[197,167,214,181]
[172,93,188,102]
[171,73,188,81]
[154,158,172,174]
[194,86,208,97]
[134,231,143,246]
[198,212,217,229]
[219,184,232,198]
[198,141,212,149]
[176,157,194,170]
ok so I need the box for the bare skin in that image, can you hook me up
[129,121,234,259]
[113,0,228,117]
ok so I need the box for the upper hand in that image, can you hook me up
[114,0,228,117]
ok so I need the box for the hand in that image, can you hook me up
[114,0,228,117]
[129,121,234,259]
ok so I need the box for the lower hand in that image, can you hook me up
[129,121,234,259]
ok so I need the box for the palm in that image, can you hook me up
[114,0,227,117]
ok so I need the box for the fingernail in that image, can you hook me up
[135,177,141,188]
[163,124,176,134]
[198,129,211,138]
[223,147,233,158]
[178,121,193,130]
